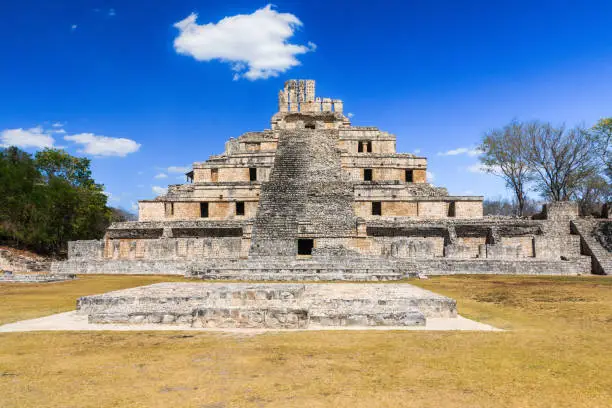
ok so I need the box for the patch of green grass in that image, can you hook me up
[0,275,611,407]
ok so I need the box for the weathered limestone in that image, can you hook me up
[1,271,76,283]
[51,79,597,277]
[77,283,455,328]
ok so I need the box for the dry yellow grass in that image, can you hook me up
[0,275,190,325]
[1,275,611,407]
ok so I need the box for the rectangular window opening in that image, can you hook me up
[235,201,245,216]
[297,239,314,256]
[358,141,364,153]
[305,123,315,129]
[367,141,373,152]
[372,201,382,216]
[405,169,413,183]
[249,167,257,181]
[211,168,219,182]
[200,202,209,218]
[364,168,373,181]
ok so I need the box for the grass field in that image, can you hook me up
[1,275,611,407]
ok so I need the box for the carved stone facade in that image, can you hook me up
[52,80,598,277]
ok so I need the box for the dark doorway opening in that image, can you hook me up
[364,168,373,181]
[305,123,315,129]
[249,167,257,181]
[200,202,209,218]
[448,201,456,217]
[297,239,314,256]
[405,169,413,183]
[235,201,245,216]
[372,201,382,216]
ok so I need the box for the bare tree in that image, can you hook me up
[523,122,599,201]
[590,118,612,181]
[479,120,533,216]
[573,174,611,216]
[483,197,540,217]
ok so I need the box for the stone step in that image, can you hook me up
[571,220,611,275]
[192,272,408,281]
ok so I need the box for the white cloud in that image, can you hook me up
[52,122,64,128]
[413,148,421,154]
[152,186,168,196]
[173,5,315,80]
[347,112,354,118]
[167,166,190,173]
[71,24,77,31]
[0,127,55,149]
[52,128,66,134]
[426,171,435,181]
[467,163,499,174]
[154,173,168,179]
[108,8,116,17]
[64,133,140,157]
[131,202,139,212]
[437,147,481,157]
[103,191,120,203]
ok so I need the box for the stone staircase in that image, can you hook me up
[250,128,356,256]
[188,256,413,281]
[571,220,612,275]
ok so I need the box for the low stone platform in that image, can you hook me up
[77,283,457,329]
[1,271,76,283]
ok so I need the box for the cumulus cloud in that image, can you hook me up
[71,24,77,31]
[0,127,55,149]
[52,122,64,128]
[152,186,168,196]
[154,173,168,179]
[437,147,481,157]
[64,133,140,157]
[167,166,190,173]
[347,112,355,118]
[426,171,435,181]
[173,4,315,80]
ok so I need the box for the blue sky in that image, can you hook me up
[1,1,611,211]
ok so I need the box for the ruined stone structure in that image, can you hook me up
[53,80,598,278]
[77,283,456,328]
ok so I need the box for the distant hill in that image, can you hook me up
[110,207,138,222]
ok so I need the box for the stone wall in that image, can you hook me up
[139,201,165,221]
[100,237,243,261]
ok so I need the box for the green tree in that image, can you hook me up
[0,146,112,254]
[0,147,41,246]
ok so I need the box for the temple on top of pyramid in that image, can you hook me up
[52,80,591,278]
[139,79,483,224]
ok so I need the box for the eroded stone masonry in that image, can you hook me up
[53,80,605,279]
